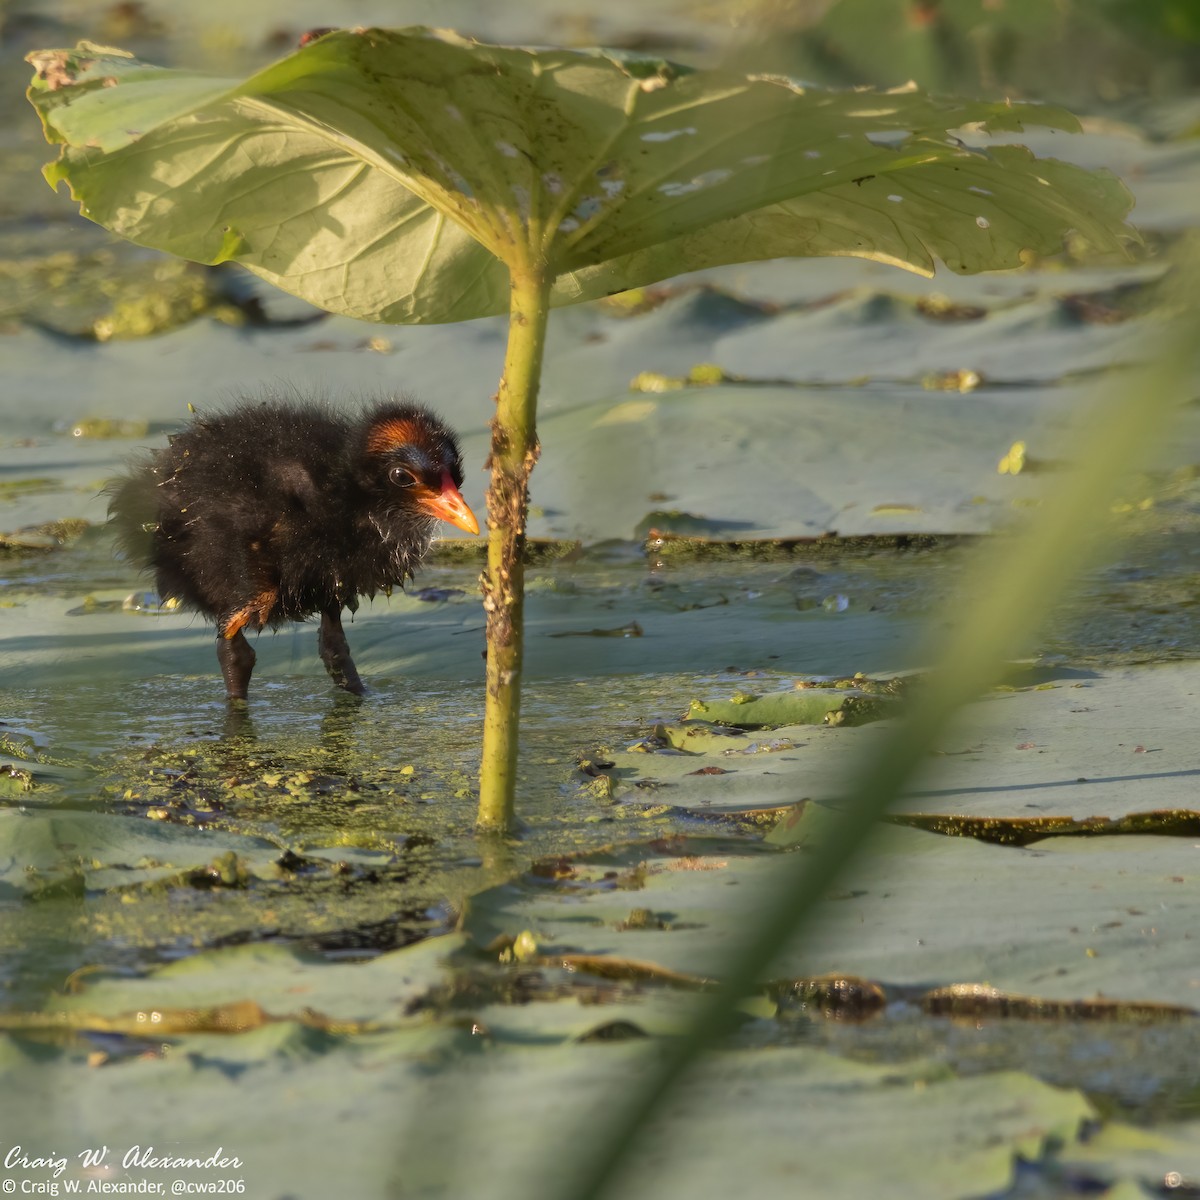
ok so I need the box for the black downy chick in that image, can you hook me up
[107,399,479,700]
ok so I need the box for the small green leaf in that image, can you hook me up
[687,688,898,729]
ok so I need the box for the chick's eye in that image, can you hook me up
[389,465,414,487]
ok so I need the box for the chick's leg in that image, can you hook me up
[319,606,365,695]
[216,586,277,701]
[216,630,256,701]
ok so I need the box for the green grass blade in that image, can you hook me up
[553,307,1197,1200]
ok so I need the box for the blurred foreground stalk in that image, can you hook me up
[559,289,1198,1199]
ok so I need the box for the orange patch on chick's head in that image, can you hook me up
[365,417,421,456]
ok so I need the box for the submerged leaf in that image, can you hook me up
[890,809,1200,847]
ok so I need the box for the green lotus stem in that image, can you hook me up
[477,263,552,831]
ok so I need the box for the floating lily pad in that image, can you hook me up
[462,828,1200,1007]
[0,808,281,896]
[0,1006,1098,1200]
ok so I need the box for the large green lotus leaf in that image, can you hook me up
[596,663,1200,822]
[27,30,1135,324]
[0,1012,1095,1200]
[561,142,1138,294]
[0,1021,473,1199]
[395,1049,1095,1200]
[45,932,468,1024]
[886,660,1200,820]
[38,929,702,1041]
[462,827,1200,1006]
[0,807,280,895]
